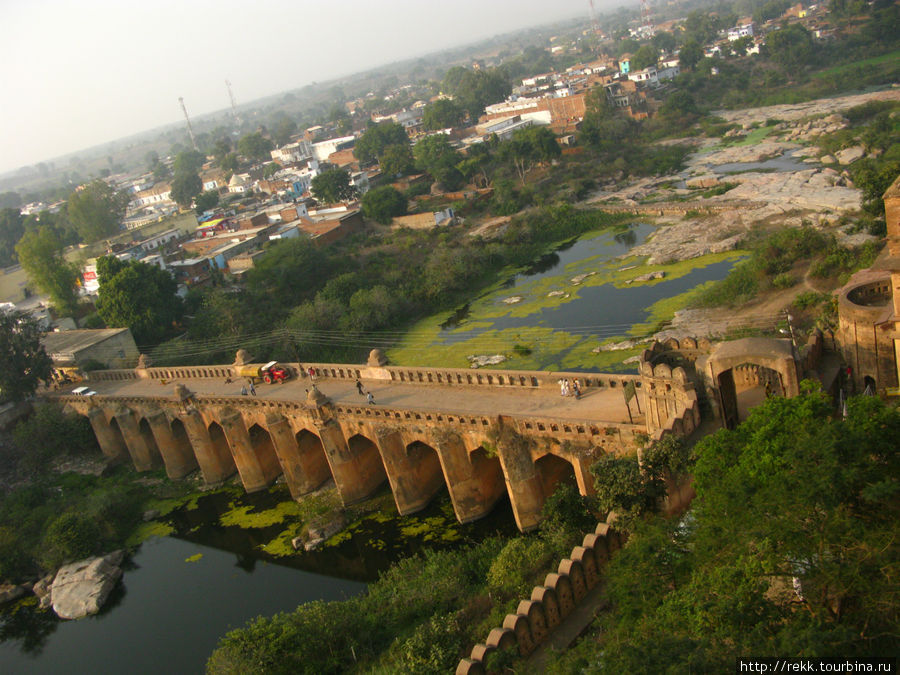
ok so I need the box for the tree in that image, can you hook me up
[66,180,127,242]
[0,310,52,403]
[173,149,205,176]
[379,143,415,177]
[765,23,815,70]
[194,190,219,214]
[15,227,80,316]
[678,38,704,71]
[271,114,297,146]
[413,135,464,190]
[652,30,677,54]
[95,256,183,345]
[422,99,466,131]
[144,150,160,170]
[440,67,511,119]
[589,390,900,671]
[632,44,659,71]
[355,122,409,165]
[237,132,274,162]
[170,170,202,208]
[0,208,25,267]
[498,127,560,185]
[311,168,357,204]
[362,186,408,224]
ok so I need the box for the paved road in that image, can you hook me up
[70,375,641,425]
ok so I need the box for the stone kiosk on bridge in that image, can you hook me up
[57,349,703,533]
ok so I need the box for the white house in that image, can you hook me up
[271,140,313,165]
[728,23,754,41]
[628,67,660,87]
[311,136,355,163]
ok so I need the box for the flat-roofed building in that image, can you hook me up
[42,327,140,370]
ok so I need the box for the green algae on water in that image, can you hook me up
[126,520,176,547]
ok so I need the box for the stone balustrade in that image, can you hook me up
[85,360,642,396]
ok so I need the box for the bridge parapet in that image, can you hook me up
[84,360,643,396]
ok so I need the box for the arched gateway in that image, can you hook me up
[706,338,799,429]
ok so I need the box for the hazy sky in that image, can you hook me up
[0,0,621,175]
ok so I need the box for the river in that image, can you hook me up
[0,221,739,672]
[0,486,518,674]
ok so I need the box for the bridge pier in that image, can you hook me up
[265,414,330,499]
[145,409,198,479]
[377,431,444,516]
[180,409,237,485]
[317,421,386,505]
[219,410,282,493]
[496,437,544,533]
[114,409,161,472]
[87,408,127,462]
[436,436,505,524]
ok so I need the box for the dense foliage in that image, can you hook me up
[66,179,127,243]
[556,390,900,672]
[95,255,183,346]
[14,226,81,317]
[0,405,158,580]
[694,227,880,308]
[0,310,52,403]
[361,186,407,224]
[310,167,357,204]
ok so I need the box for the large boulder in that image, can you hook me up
[50,551,124,620]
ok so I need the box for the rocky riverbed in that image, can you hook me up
[588,89,899,266]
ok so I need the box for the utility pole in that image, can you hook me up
[178,97,199,151]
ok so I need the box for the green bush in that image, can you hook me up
[392,612,468,675]
[772,272,796,289]
[41,512,103,569]
[13,404,98,474]
[486,536,553,597]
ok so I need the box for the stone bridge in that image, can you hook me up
[53,353,701,532]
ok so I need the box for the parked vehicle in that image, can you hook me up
[234,361,291,384]
[260,361,290,384]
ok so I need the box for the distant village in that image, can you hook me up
[3,1,830,343]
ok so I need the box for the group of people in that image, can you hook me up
[558,377,582,399]
[240,379,256,396]
[356,378,375,405]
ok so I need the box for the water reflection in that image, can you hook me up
[0,488,518,672]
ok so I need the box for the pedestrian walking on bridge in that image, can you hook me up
[367,392,375,405]
[356,378,365,396]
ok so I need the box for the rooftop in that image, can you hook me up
[42,328,132,356]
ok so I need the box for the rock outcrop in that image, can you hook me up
[50,551,124,620]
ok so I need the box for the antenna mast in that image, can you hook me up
[588,0,601,38]
[178,97,199,151]
[225,79,240,126]
[640,0,653,34]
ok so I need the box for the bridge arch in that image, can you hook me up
[206,421,238,480]
[292,428,332,493]
[534,453,578,502]
[332,432,387,505]
[365,435,450,517]
[247,422,282,484]
[136,416,164,468]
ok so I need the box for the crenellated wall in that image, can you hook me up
[456,521,627,673]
